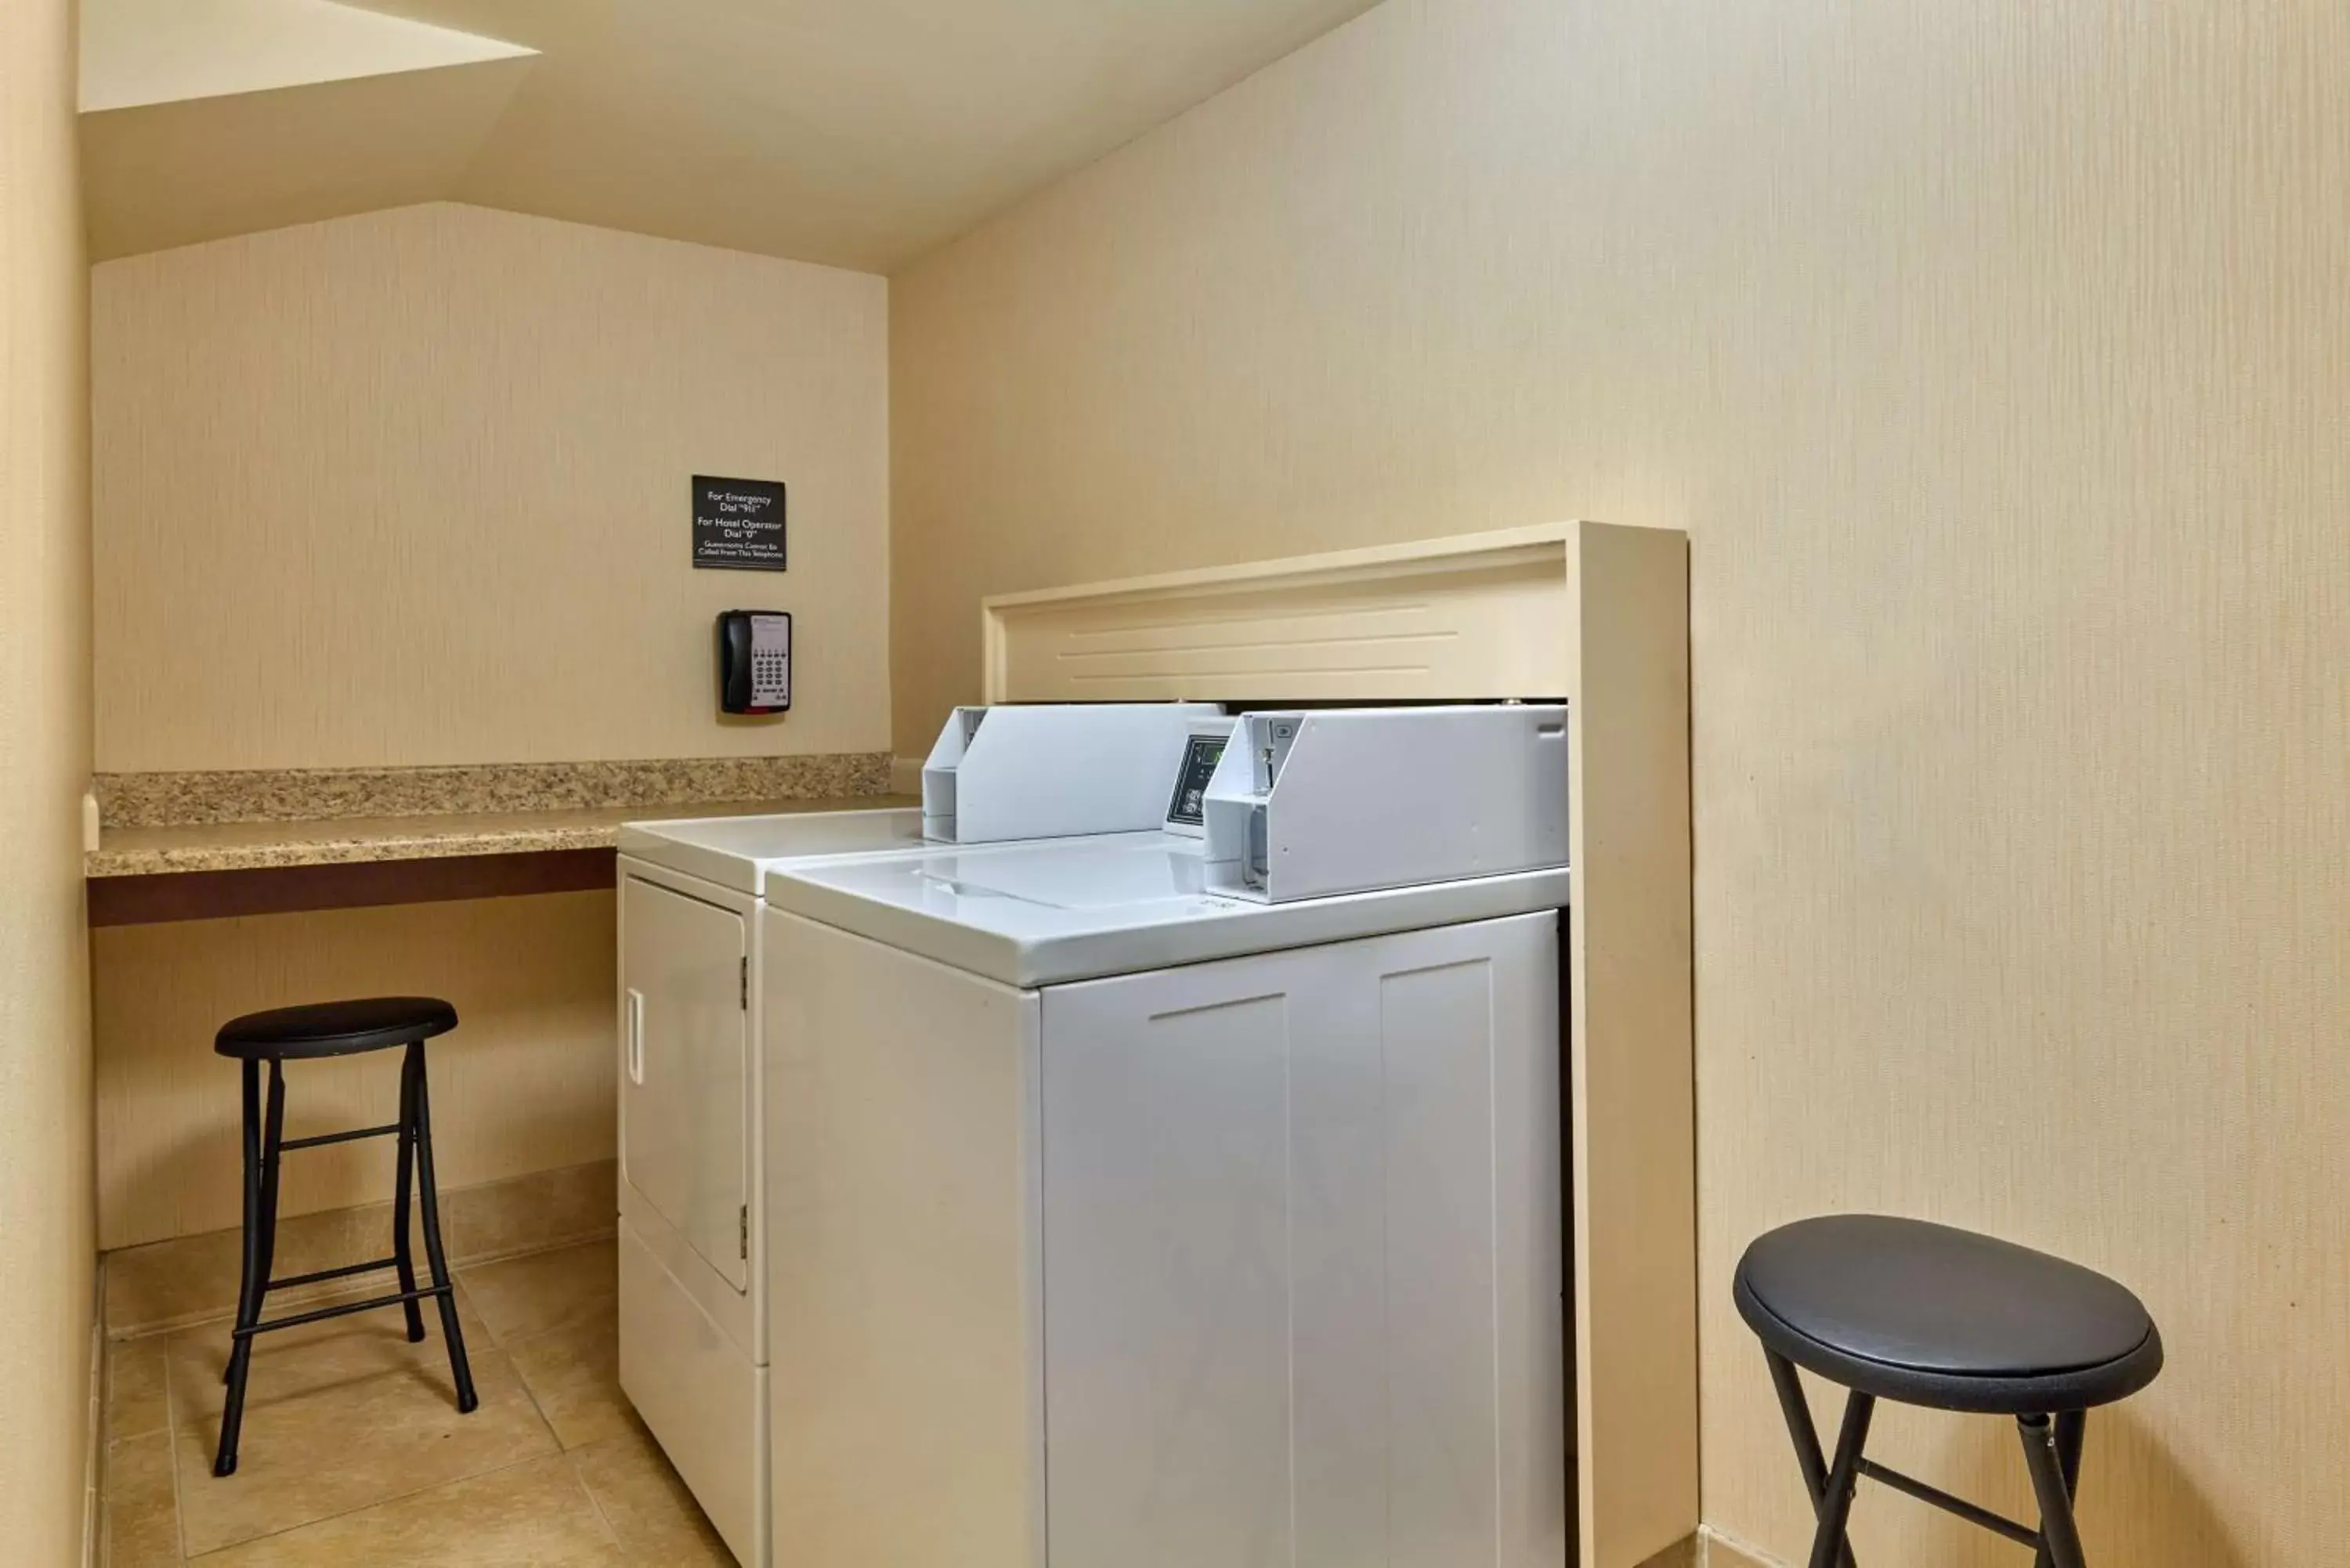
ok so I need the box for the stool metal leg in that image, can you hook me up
[391,1047,426,1343]
[215,1058,284,1476]
[2019,1414,2088,1568]
[407,1042,479,1414]
[2032,1411,2086,1568]
[222,1060,260,1391]
[1806,1391,1875,1568]
[1763,1350,1859,1568]
[255,1061,286,1300]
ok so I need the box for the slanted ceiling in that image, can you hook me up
[77,0,1383,268]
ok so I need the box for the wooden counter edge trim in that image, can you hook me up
[88,847,618,926]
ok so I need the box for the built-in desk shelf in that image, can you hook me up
[88,799,914,925]
[85,754,904,925]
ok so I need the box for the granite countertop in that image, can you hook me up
[87,797,921,877]
[86,755,908,877]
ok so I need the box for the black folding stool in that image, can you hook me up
[210,997,479,1477]
[1734,1215,2162,1568]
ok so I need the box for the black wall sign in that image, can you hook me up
[692,475,787,571]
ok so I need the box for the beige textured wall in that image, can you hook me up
[0,0,95,1557]
[891,2,2350,1563]
[92,200,888,773]
[93,893,616,1252]
[85,202,884,1262]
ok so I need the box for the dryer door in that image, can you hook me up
[621,872,750,1292]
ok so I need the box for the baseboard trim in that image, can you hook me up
[81,1258,103,1568]
[101,1158,617,1339]
[1700,1525,1786,1568]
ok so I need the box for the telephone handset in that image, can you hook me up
[717,611,791,715]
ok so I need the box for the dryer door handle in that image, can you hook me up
[625,988,645,1085]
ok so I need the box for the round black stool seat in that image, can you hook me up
[1737,1214,2162,1414]
[1738,1213,2160,1568]
[215,997,457,1060]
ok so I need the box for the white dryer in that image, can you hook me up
[758,705,1573,1568]
[616,807,929,1567]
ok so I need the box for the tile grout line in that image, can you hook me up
[446,1269,582,1463]
[178,1453,566,1563]
[164,1313,187,1565]
[450,1255,631,1554]
[101,1238,614,1563]
[567,1445,631,1555]
[494,1320,584,1451]
[449,1270,509,1354]
[452,1242,622,1451]
[178,1267,611,1559]
[172,1274,540,1561]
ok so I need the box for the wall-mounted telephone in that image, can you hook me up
[718,610,791,715]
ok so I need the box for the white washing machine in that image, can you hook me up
[758,705,1573,1568]
[615,703,1217,1566]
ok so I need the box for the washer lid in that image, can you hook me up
[912,836,1216,908]
[618,807,927,893]
[764,836,1571,988]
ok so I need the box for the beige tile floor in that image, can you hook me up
[99,1237,735,1566]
